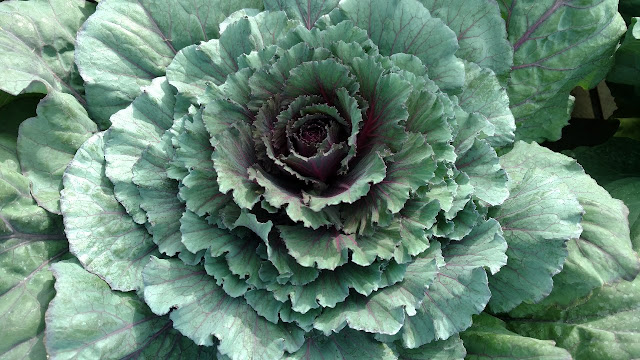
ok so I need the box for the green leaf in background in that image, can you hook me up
[288,329,397,360]
[501,142,640,310]
[0,163,68,360]
[17,92,97,214]
[460,313,571,360]
[0,0,95,101]
[501,0,625,142]
[45,259,218,359]
[608,17,640,87]
[505,274,640,360]
[566,137,640,250]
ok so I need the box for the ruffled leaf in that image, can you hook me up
[288,329,397,359]
[142,257,305,359]
[75,0,263,123]
[61,133,159,291]
[264,0,340,30]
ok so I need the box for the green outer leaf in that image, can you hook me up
[499,141,640,307]
[104,77,176,225]
[0,0,94,102]
[505,0,626,142]
[507,274,640,360]
[0,163,68,360]
[287,329,397,360]
[17,92,97,214]
[60,132,159,291]
[487,167,582,313]
[142,257,305,360]
[45,259,217,360]
[420,0,513,76]
[264,0,340,29]
[460,313,571,360]
[75,0,263,124]
[608,179,640,251]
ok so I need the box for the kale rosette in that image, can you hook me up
[14,0,630,359]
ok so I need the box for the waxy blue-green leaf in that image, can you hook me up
[457,62,515,147]
[264,0,340,29]
[505,0,626,142]
[396,335,466,360]
[167,11,296,104]
[456,139,508,206]
[397,219,506,348]
[339,0,464,92]
[104,78,176,225]
[143,257,305,360]
[75,0,263,124]
[287,329,397,360]
[499,141,640,307]
[0,163,68,360]
[460,313,571,360]
[61,133,159,291]
[487,167,582,313]
[506,275,640,360]
[45,260,217,360]
[0,0,94,103]
[313,245,440,336]
[17,92,97,214]
[420,0,512,76]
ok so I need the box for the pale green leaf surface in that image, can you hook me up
[339,0,464,91]
[499,141,640,307]
[45,260,217,360]
[397,220,506,348]
[487,167,582,313]
[104,77,176,225]
[506,0,626,142]
[142,257,305,360]
[456,139,508,206]
[60,133,159,291]
[287,329,397,360]
[75,0,263,123]
[264,0,340,29]
[457,62,515,147]
[460,314,571,360]
[0,0,94,102]
[0,164,68,360]
[17,92,97,214]
[396,335,466,360]
[313,245,440,336]
[420,0,513,76]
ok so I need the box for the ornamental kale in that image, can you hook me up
[1,0,639,359]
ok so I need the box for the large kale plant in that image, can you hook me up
[1,0,639,359]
